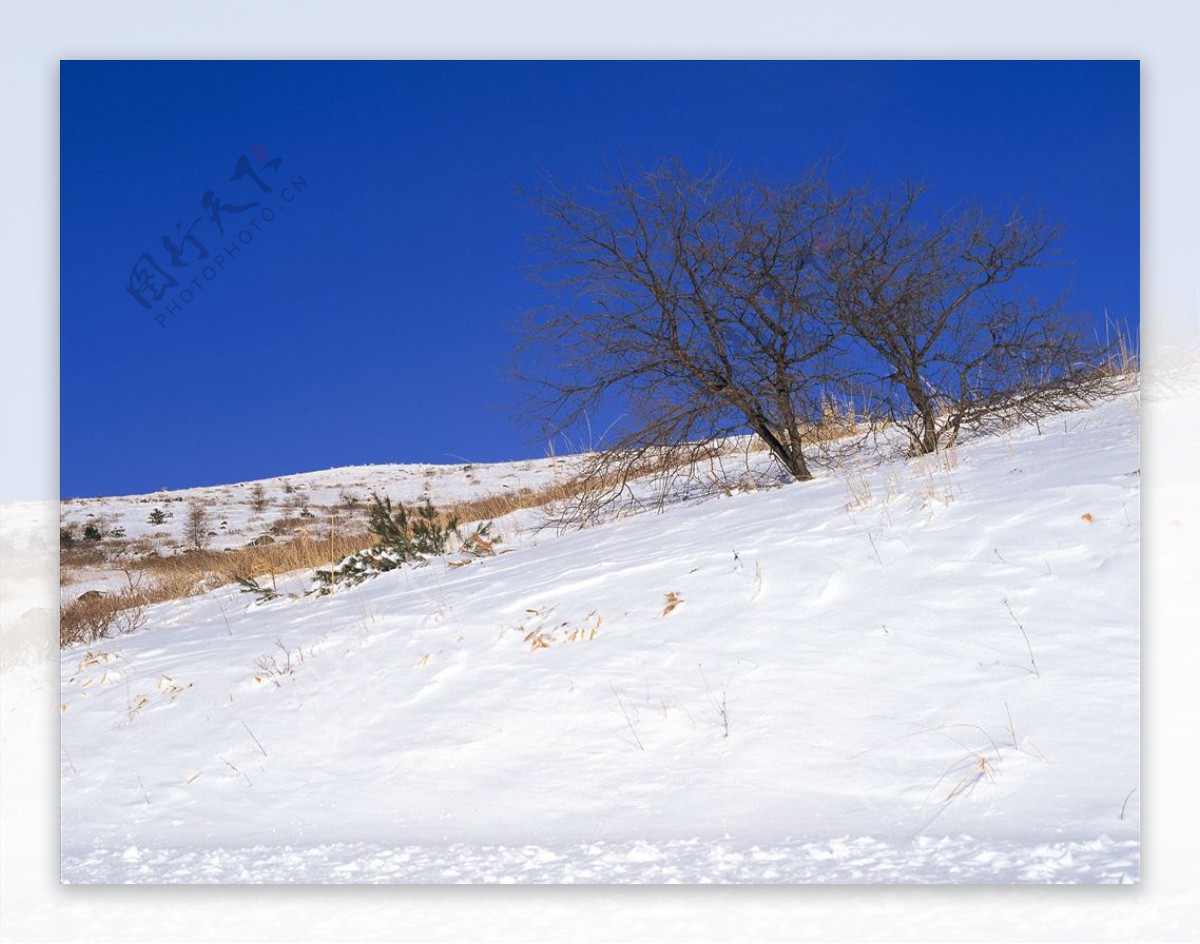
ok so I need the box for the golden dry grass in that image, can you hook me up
[132,526,371,587]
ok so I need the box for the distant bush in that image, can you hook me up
[83,523,103,542]
[60,527,75,546]
[269,516,308,536]
[148,508,167,525]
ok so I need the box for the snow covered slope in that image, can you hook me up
[57,392,1141,883]
[58,454,578,550]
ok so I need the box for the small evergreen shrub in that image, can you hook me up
[236,575,280,603]
[148,508,167,525]
[312,492,468,593]
[83,523,103,542]
[369,492,458,555]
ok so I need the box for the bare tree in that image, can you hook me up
[248,482,269,514]
[185,500,211,550]
[519,160,1111,517]
[518,159,858,488]
[826,184,1105,454]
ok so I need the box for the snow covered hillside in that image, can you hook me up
[56,391,1141,884]
[58,454,580,551]
[57,454,579,600]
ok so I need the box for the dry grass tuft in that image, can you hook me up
[810,394,865,443]
[60,591,147,647]
[1097,316,1140,378]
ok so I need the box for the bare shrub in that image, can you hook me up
[60,590,147,647]
[269,516,307,536]
[538,441,726,528]
[60,593,117,646]
[111,599,148,635]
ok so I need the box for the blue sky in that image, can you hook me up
[60,60,1139,498]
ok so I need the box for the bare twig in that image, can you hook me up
[222,757,253,786]
[240,721,268,757]
[1119,787,1138,821]
[216,598,234,637]
[610,684,644,751]
[1003,597,1040,678]
[699,664,732,738]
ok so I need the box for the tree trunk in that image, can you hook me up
[903,379,939,455]
[753,421,813,481]
[919,407,939,455]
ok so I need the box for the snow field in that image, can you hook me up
[57,393,1141,883]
